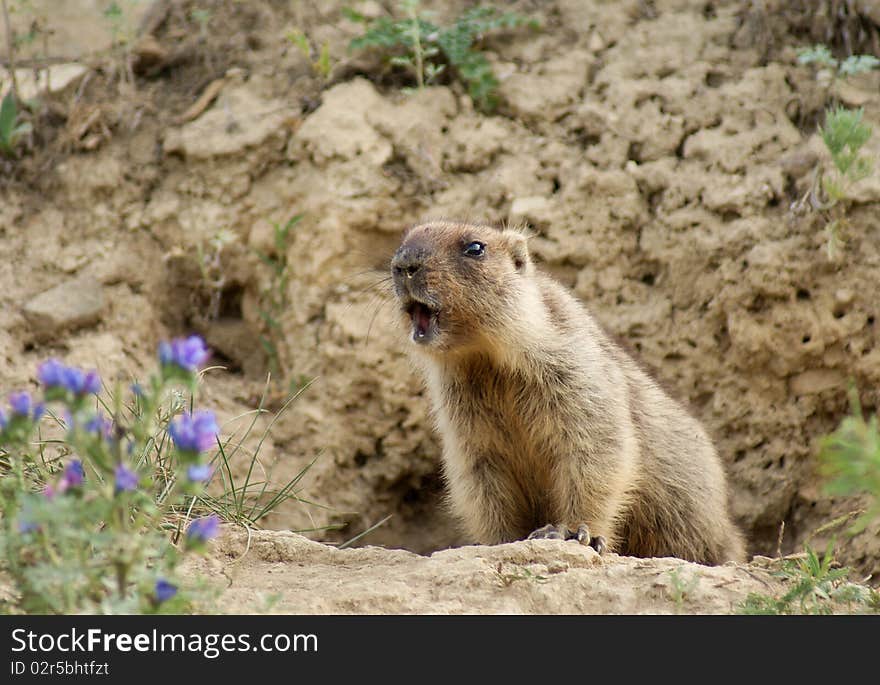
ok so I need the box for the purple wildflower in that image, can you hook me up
[158,336,210,373]
[157,342,171,366]
[59,459,85,491]
[83,413,113,439]
[37,359,66,387]
[186,463,213,483]
[155,579,177,603]
[114,463,139,493]
[3,392,44,426]
[9,391,31,416]
[186,514,220,543]
[18,518,39,534]
[169,411,219,453]
[81,370,102,395]
[38,359,101,397]
[65,459,85,484]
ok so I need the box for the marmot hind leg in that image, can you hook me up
[527,523,607,554]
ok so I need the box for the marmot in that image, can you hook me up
[390,220,745,565]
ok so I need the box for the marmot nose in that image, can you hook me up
[391,247,426,280]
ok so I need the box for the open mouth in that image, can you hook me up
[406,300,439,343]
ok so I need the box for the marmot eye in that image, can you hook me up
[463,241,486,258]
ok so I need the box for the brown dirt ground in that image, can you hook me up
[184,526,789,614]
[2,0,880,611]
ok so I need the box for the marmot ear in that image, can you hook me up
[505,231,532,273]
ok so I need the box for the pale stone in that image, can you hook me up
[23,277,105,340]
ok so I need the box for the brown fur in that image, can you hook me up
[390,220,746,565]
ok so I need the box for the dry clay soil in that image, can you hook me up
[2,0,880,613]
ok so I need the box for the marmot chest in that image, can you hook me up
[442,369,568,470]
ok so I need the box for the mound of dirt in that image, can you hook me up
[185,527,783,614]
[2,0,880,602]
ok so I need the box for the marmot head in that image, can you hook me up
[390,220,532,354]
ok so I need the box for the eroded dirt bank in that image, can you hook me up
[186,528,784,614]
[2,0,880,598]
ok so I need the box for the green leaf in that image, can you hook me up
[286,29,310,56]
[0,91,18,140]
[276,214,302,252]
[797,44,838,69]
[103,1,123,23]
[341,7,367,23]
[349,4,535,112]
[826,219,842,260]
[821,106,872,175]
[850,155,873,183]
[821,175,843,202]
[317,43,332,78]
[818,387,880,531]
[839,54,880,77]
[425,62,446,83]
[282,213,303,232]
[190,9,212,26]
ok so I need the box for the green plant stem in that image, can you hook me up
[406,2,424,90]
[1,0,19,102]
[114,560,128,598]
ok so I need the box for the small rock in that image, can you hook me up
[163,83,294,159]
[509,196,551,226]
[789,368,844,396]
[132,34,169,74]
[353,0,384,19]
[23,277,105,341]
[296,78,393,166]
[248,221,278,255]
[778,149,818,180]
[834,78,878,108]
[834,289,854,305]
[597,265,623,292]
[499,50,594,121]
[1,63,89,102]
[588,31,605,52]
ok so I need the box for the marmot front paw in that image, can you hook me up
[527,523,607,554]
